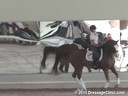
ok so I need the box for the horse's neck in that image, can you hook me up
[103,48,114,58]
[103,48,110,53]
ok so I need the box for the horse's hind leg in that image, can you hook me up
[59,58,69,73]
[110,65,120,87]
[40,50,48,73]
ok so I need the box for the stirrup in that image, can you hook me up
[93,64,98,70]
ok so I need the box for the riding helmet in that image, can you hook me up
[90,25,97,30]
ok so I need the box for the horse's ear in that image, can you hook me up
[116,40,119,43]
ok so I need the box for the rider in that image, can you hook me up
[89,25,99,69]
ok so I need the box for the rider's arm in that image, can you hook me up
[90,40,99,47]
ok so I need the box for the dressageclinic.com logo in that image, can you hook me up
[74,90,126,95]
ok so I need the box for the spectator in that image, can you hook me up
[103,33,107,41]
[107,33,113,40]
[0,22,10,35]
[21,25,39,40]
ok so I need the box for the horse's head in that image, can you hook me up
[102,40,119,54]
[113,40,120,58]
[113,40,119,52]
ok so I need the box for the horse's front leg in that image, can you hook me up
[110,65,120,87]
[73,66,87,91]
[103,69,109,88]
[52,54,60,74]
[59,58,68,73]
[64,60,69,73]
[77,67,87,91]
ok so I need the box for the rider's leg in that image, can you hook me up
[92,46,99,69]
[93,54,98,69]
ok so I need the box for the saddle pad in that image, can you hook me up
[86,48,103,61]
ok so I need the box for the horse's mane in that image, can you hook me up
[102,40,117,48]
[102,40,118,54]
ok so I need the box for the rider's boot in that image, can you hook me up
[93,60,98,70]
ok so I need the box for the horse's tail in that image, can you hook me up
[41,46,57,69]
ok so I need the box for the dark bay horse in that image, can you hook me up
[40,32,105,73]
[52,40,120,90]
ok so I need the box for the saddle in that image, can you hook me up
[86,48,103,62]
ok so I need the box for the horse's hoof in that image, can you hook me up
[59,69,65,73]
[50,70,59,75]
[55,71,60,75]
[114,84,119,88]
[42,67,46,69]
[61,71,65,73]
[42,66,46,69]
[65,71,68,73]
[39,71,42,74]
[48,71,54,75]
[101,87,106,91]
[50,70,55,74]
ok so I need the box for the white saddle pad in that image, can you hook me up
[86,48,103,61]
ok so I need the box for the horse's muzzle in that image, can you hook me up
[114,52,120,61]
